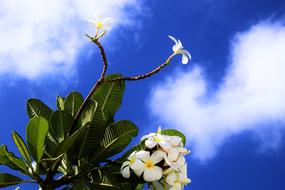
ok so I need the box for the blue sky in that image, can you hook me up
[1,0,285,189]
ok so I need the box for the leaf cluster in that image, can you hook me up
[0,74,141,189]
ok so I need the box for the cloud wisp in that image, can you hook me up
[0,0,144,80]
[149,20,285,161]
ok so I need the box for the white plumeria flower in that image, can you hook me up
[169,35,191,64]
[121,150,147,178]
[134,150,166,182]
[85,17,113,38]
[141,127,173,152]
[164,155,186,172]
[166,164,191,190]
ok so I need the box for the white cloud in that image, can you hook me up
[149,20,285,161]
[0,0,144,79]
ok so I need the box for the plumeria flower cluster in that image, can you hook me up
[121,127,191,190]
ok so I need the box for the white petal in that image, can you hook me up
[173,44,179,52]
[166,172,177,185]
[168,148,180,162]
[143,166,163,182]
[169,136,182,146]
[84,18,96,25]
[159,141,172,152]
[131,160,145,177]
[177,40,183,49]
[151,150,166,164]
[136,150,150,159]
[141,133,155,141]
[102,17,113,24]
[145,139,157,149]
[176,147,189,155]
[121,161,130,169]
[182,54,189,64]
[121,166,130,178]
[169,35,178,45]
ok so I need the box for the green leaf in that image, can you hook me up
[161,129,186,145]
[64,91,84,117]
[12,131,32,162]
[56,122,89,155]
[27,99,53,120]
[135,183,144,190]
[0,145,28,173]
[92,74,125,123]
[50,110,74,143]
[57,96,65,110]
[27,116,49,163]
[0,173,23,187]
[78,100,106,159]
[91,120,138,163]
[89,170,120,190]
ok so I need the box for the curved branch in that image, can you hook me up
[105,53,176,83]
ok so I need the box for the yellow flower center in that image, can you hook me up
[154,136,161,143]
[96,22,104,29]
[144,160,154,169]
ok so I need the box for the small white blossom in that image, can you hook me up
[141,127,172,152]
[85,17,113,38]
[134,150,166,182]
[166,164,191,190]
[121,151,147,178]
[169,35,191,64]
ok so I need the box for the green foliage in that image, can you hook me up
[27,99,53,120]
[27,116,49,163]
[12,131,32,162]
[0,74,187,189]
[0,145,28,173]
[0,173,23,187]
[50,110,74,143]
[91,120,138,163]
[92,74,125,123]
[64,91,84,117]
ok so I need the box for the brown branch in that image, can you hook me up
[71,35,109,132]
[105,53,176,83]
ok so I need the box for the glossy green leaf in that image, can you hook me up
[92,74,125,123]
[56,96,65,110]
[27,99,53,120]
[89,170,120,190]
[0,173,23,187]
[27,116,49,163]
[78,100,106,158]
[12,131,31,162]
[0,145,28,173]
[64,91,84,117]
[161,129,186,145]
[91,120,138,163]
[50,110,74,143]
[56,122,89,155]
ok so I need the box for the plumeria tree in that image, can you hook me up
[0,18,191,190]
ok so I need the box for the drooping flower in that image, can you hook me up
[169,35,191,64]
